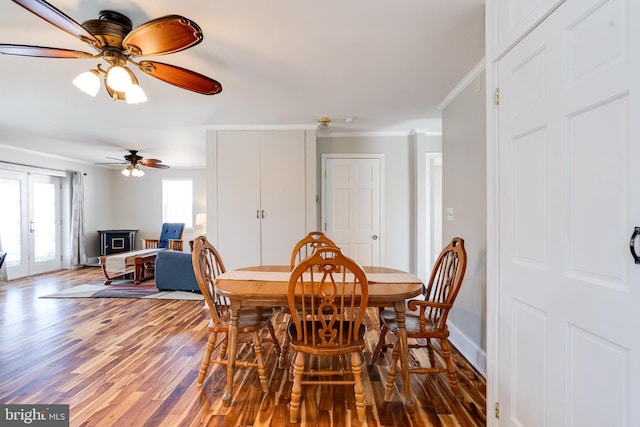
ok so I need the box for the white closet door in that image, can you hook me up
[259,131,306,266]
[216,131,261,271]
[496,0,639,425]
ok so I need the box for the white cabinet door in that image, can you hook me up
[216,130,306,270]
[217,131,262,270]
[259,132,306,266]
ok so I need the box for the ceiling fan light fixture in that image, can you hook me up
[125,84,147,104]
[73,70,100,96]
[106,65,132,92]
[121,167,131,176]
[131,166,145,177]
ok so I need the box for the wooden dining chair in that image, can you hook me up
[278,231,338,368]
[286,246,369,423]
[371,237,467,399]
[191,236,280,391]
[289,231,337,269]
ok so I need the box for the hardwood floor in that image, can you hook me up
[0,268,486,426]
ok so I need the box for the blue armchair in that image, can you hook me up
[142,223,185,251]
[154,250,199,292]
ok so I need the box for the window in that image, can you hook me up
[162,179,193,227]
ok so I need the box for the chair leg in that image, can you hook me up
[266,320,281,357]
[440,338,462,399]
[384,343,400,401]
[279,326,290,369]
[219,335,228,359]
[253,331,269,393]
[426,338,436,368]
[289,351,305,423]
[371,324,389,364]
[197,332,217,386]
[351,352,367,422]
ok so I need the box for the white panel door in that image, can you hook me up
[216,131,262,270]
[496,0,639,426]
[323,156,381,266]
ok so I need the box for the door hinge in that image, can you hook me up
[494,88,500,105]
[495,402,500,419]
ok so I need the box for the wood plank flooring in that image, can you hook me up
[0,268,486,426]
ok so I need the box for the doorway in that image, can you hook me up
[0,170,61,279]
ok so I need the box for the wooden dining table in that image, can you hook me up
[214,264,424,413]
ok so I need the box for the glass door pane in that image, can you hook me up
[29,174,61,275]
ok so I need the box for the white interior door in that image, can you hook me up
[0,170,61,279]
[322,155,381,266]
[496,0,639,425]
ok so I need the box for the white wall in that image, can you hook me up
[441,69,487,374]
[110,167,208,251]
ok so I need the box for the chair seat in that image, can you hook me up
[288,320,366,355]
[209,306,274,332]
[379,308,448,338]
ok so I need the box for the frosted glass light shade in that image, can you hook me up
[131,167,145,177]
[126,84,147,104]
[106,65,132,92]
[73,71,100,96]
[121,168,131,177]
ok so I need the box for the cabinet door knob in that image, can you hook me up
[372,235,378,240]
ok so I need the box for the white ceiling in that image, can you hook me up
[0,0,485,169]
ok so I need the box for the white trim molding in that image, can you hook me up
[437,58,486,111]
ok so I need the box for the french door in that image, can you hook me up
[0,170,61,279]
[322,155,382,266]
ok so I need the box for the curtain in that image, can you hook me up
[70,172,87,267]
[0,234,6,281]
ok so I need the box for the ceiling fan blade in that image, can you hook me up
[123,15,203,57]
[139,158,163,165]
[0,44,94,58]
[12,0,100,47]
[137,61,222,95]
[143,163,170,169]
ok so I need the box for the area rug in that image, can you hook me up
[40,281,203,300]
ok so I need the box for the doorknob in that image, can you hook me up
[631,227,640,264]
[372,235,378,240]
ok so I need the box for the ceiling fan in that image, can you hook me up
[0,0,222,102]
[98,150,169,177]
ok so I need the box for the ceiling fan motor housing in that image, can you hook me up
[82,11,132,50]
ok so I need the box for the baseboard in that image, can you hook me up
[447,321,486,377]
[84,256,100,267]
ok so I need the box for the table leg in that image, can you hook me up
[134,258,143,285]
[394,300,416,413]
[223,302,240,407]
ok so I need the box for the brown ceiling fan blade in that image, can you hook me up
[139,158,162,165]
[0,44,94,58]
[123,15,203,57]
[12,0,100,47]
[137,61,222,95]
[143,163,170,169]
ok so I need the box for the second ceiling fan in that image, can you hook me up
[0,0,222,102]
